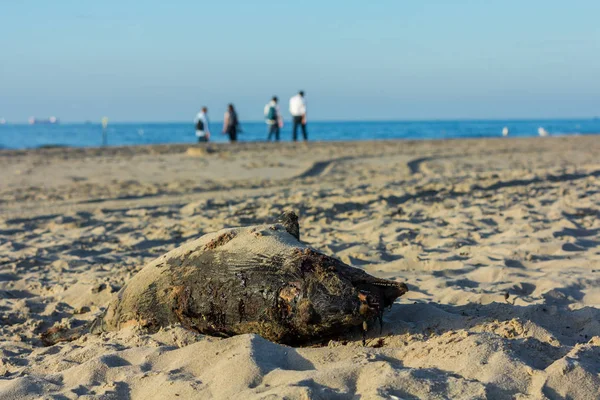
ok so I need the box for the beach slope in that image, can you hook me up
[1,136,599,399]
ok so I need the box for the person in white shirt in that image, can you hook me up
[264,96,282,141]
[194,107,210,142]
[289,91,307,141]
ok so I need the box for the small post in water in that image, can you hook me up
[101,117,109,146]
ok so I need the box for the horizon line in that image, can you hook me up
[2,116,599,125]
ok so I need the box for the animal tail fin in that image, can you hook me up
[41,313,106,346]
[41,323,90,346]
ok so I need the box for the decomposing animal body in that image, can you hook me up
[43,212,407,345]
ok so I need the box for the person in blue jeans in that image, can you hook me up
[264,96,281,141]
[194,107,210,142]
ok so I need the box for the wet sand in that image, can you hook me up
[1,136,599,399]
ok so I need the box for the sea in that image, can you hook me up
[0,119,599,149]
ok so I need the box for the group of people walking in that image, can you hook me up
[194,105,239,143]
[194,91,308,143]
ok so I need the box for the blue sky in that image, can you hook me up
[1,0,599,122]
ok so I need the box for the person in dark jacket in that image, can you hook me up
[222,104,240,142]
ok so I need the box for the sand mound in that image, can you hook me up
[185,147,207,157]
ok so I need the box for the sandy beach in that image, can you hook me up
[1,136,599,399]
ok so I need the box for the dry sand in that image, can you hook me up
[0,136,599,399]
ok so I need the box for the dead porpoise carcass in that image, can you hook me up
[43,212,407,345]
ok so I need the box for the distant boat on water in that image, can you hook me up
[0,118,6,125]
[28,116,59,125]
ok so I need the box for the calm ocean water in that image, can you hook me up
[0,119,599,149]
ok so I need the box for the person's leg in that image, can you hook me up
[275,125,280,141]
[268,124,275,141]
[292,117,300,141]
[301,121,308,141]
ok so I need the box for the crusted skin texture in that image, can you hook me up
[44,212,408,345]
[203,231,237,250]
